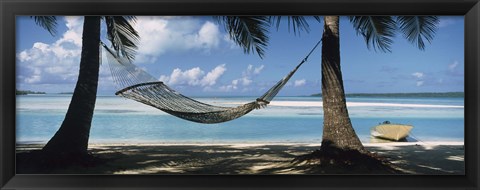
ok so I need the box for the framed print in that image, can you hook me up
[1,0,479,189]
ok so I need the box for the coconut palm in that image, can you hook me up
[225,15,437,154]
[274,16,438,155]
[30,16,140,162]
[260,17,438,171]
[31,16,270,162]
[321,16,438,154]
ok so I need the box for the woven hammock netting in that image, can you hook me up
[102,40,320,124]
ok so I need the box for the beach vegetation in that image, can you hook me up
[16,89,46,95]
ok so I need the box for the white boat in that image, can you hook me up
[371,122,413,141]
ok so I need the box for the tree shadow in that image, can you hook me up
[17,144,314,174]
[16,143,464,175]
[291,141,402,174]
[16,149,109,174]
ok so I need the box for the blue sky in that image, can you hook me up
[16,16,464,96]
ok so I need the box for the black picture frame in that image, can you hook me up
[1,0,479,189]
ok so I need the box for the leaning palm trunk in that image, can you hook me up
[320,16,366,153]
[42,16,101,158]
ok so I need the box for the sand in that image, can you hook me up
[16,141,464,175]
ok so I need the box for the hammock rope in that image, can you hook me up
[102,40,321,123]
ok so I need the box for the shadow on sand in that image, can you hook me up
[16,143,464,175]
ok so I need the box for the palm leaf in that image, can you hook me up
[349,16,396,52]
[215,16,270,59]
[105,16,140,61]
[31,16,57,36]
[270,16,313,35]
[396,16,439,50]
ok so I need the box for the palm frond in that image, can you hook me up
[105,16,140,61]
[31,16,57,36]
[349,16,396,52]
[313,16,322,23]
[396,16,438,50]
[215,16,270,59]
[270,16,312,35]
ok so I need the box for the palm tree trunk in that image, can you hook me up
[320,16,366,153]
[42,16,101,158]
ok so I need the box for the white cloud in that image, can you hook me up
[218,64,264,92]
[17,16,120,93]
[253,65,265,74]
[159,64,226,88]
[17,17,84,86]
[412,72,424,79]
[294,79,306,87]
[133,17,223,63]
[196,22,221,49]
[170,67,204,86]
[416,81,424,87]
[240,77,253,86]
[16,16,234,94]
[218,81,238,92]
[446,60,463,77]
[236,64,264,87]
[159,75,170,82]
[243,64,264,76]
[57,17,83,47]
[411,72,426,87]
[448,61,459,71]
[200,64,226,86]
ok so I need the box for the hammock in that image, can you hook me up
[102,40,320,124]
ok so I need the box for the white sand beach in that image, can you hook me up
[16,141,464,175]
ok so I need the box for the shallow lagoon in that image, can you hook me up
[16,95,464,144]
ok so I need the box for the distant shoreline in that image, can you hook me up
[311,92,464,98]
[15,89,46,95]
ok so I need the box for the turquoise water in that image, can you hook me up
[16,95,464,144]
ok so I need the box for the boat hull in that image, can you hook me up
[371,124,413,141]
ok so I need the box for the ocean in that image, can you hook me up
[16,95,465,144]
